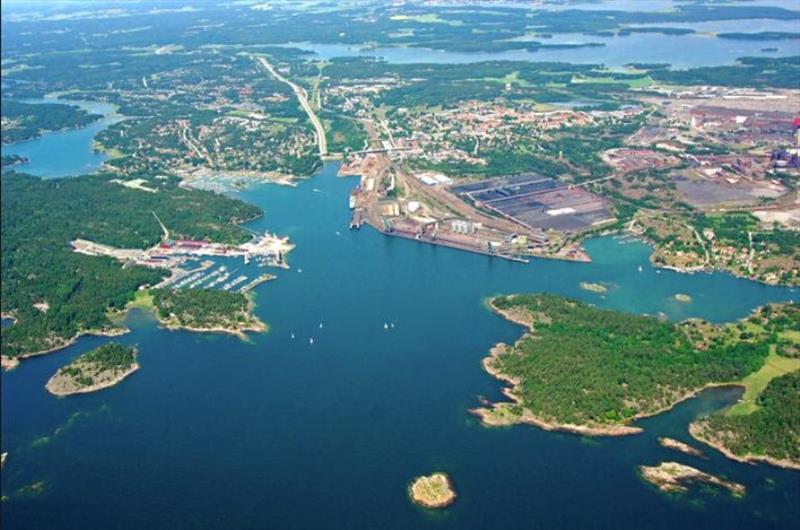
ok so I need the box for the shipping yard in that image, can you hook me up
[452,174,614,232]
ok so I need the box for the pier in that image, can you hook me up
[350,209,363,230]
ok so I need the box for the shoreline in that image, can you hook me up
[46,362,140,397]
[158,318,267,339]
[1,326,129,372]
[688,421,800,471]
[155,293,268,338]
[408,473,456,509]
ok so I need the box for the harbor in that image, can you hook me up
[71,229,292,294]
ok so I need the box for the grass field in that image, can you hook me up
[726,347,800,416]
[390,14,462,26]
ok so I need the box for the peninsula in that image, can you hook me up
[0,171,274,365]
[46,343,139,396]
[473,294,799,444]
[149,289,266,336]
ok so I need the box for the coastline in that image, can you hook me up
[1,326,129,372]
[471,341,643,436]
[688,421,800,471]
[46,362,141,397]
[158,318,267,338]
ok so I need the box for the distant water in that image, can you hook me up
[1,99,122,178]
[2,162,798,530]
[280,30,798,68]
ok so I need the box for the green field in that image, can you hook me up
[726,348,800,416]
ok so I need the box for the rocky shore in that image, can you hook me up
[689,421,800,471]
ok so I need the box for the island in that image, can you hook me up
[409,473,456,509]
[580,281,609,294]
[472,294,799,441]
[657,437,706,459]
[45,343,139,396]
[639,462,745,497]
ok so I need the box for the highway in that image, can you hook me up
[256,56,328,157]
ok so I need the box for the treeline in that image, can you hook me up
[1,100,101,144]
[1,172,262,357]
[649,56,800,89]
[490,294,771,426]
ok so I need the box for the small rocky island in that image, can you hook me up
[658,437,706,458]
[580,281,608,293]
[409,473,456,509]
[46,343,139,396]
[639,462,745,497]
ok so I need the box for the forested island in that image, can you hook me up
[149,289,266,336]
[46,343,139,396]
[1,100,101,144]
[473,294,800,459]
[0,171,262,364]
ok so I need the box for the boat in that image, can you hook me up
[309,337,314,344]
[384,323,389,330]
[349,193,357,210]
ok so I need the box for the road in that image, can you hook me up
[256,56,328,157]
